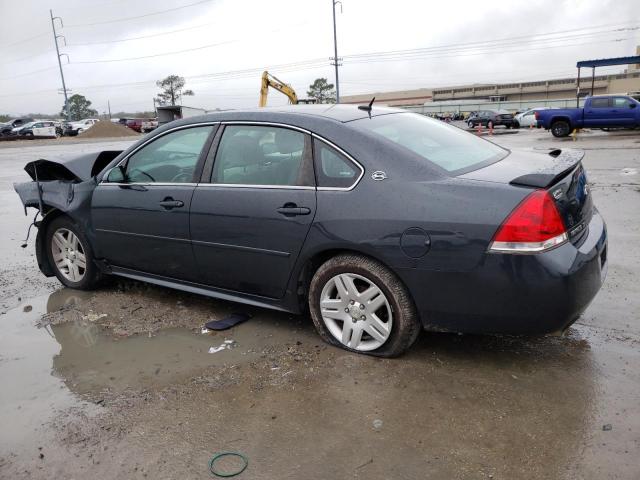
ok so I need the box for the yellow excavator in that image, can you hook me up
[258,71,315,107]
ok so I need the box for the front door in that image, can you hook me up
[91,124,216,281]
[190,124,317,298]
[610,97,637,126]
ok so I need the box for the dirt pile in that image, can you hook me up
[78,120,140,139]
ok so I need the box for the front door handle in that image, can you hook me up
[159,198,184,210]
[277,204,311,216]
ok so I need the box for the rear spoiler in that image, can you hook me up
[510,149,584,189]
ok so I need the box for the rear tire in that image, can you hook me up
[551,120,571,137]
[308,254,420,357]
[46,216,102,290]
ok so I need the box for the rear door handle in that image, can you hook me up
[277,205,311,216]
[159,198,184,209]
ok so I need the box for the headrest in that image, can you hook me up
[275,130,303,154]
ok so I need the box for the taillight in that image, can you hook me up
[488,190,567,253]
[534,111,539,119]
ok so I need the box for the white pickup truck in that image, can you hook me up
[64,118,99,136]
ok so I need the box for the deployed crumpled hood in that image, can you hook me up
[24,150,122,182]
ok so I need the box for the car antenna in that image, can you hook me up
[358,97,376,113]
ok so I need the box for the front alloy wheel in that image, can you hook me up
[51,228,87,282]
[46,215,101,289]
[320,273,393,351]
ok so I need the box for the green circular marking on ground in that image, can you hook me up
[208,451,249,478]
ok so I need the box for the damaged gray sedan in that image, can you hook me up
[15,106,607,356]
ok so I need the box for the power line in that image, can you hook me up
[3,32,50,49]
[71,39,237,64]
[64,0,216,28]
[0,66,59,81]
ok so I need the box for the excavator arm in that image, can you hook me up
[259,71,299,107]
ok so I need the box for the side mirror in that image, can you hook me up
[629,103,636,109]
[104,165,126,183]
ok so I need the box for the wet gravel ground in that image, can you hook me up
[0,130,639,479]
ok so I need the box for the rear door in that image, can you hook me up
[584,97,611,127]
[190,123,316,298]
[92,124,217,281]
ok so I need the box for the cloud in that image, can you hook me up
[0,0,637,115]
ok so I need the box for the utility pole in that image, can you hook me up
[331,0,342,103]
[50,10,70,120]
[107,100,112,119]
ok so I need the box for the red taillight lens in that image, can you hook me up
[534,111,539,119]
[490,190,567,253]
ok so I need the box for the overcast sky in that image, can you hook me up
[0,0,638,115]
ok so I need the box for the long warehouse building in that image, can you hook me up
[342,58,640,107]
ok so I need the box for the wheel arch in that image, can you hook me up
[550,116,572,128]
[34,207,67,277]
[293,246,410,312]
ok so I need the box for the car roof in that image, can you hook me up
[194,104,406,124]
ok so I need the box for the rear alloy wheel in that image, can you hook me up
[47,216,101,289]
[551,120,571,137]
[309,254,420,357]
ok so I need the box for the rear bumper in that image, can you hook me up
[398,209,607,334]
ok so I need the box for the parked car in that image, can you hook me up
[11,120,58,138]
[536,95,640,137]
[514,107,548,128]
[64,118,99,136]
[1,117,34,136]
[467,110,515,129]
[125,118,145,132]
[14,105,607,356]
[141,119,159,133]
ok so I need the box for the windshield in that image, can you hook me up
[18,122,34,129]
[352,113,508,174]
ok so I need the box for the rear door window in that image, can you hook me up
[212,125,314,187]
[590,98,610,108]
[352,112,508,175]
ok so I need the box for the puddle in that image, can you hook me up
[0,295,86,457]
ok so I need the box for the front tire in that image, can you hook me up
[308,254,420,357]
[551,120,571,137]
[46,216,102,290]
[513,121,520,129]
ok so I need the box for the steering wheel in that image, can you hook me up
[128,168,155,182]
[170,167,194,183]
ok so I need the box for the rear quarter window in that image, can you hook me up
[352,113,508,175]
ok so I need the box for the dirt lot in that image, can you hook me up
[0,130,639,479]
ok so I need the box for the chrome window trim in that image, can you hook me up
[100,120,365,192]
[196,183,315,190]
[100,182,199,187]
[99,122,219,185]
[311,134,365,192]
[220,121,311,135]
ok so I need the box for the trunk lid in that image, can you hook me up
[460,148,593,244]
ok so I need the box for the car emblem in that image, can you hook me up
[371,171,387,181]
[552,188,563,200]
